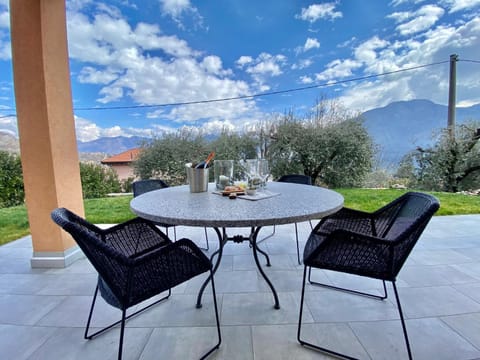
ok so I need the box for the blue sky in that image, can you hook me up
[0,0,479,142]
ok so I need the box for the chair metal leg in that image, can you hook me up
[118,309,126,360]
[256,225,276,244]
[200,268,222,359]
[297,266,357,360]
[307,267,388,300]
[85,286,171,340]
[299,269,411,359]
[295,223,301,265]
[392,281,413,360]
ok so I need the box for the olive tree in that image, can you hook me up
[210,130,258,180]
[268,100,374,187]
[397,122,480,192]
[134,129,208,185]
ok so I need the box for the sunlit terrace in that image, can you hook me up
[4,2,480,359]
[1,216,480,359]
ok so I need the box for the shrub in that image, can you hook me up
[80,162,122,198]
[0,151,24,208]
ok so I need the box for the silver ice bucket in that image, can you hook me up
[185,163,209,193]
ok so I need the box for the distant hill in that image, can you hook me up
[0,131,20,153]
[361,99,480,167]
[77,136,148,154]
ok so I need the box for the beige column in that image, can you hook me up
[10,0,85,268]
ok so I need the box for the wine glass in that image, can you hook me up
[258,159,270,191]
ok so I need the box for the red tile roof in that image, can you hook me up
[101,148,140,164]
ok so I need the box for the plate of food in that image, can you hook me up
[221,185,245,196]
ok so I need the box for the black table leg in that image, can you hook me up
[251,226,280,309]
[196,226,280,310]
[196,227,224,308]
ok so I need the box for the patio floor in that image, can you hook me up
[1,215,480,359]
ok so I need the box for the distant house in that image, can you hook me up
[101,148,140,181]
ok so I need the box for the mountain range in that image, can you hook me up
[362,99,480,167]
[1,99,479,168]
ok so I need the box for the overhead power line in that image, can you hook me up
[0,58,472,114]
[73,60,450,111]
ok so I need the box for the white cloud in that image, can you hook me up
[239,53,287,92]
[158,0,203,29]
[292,59,314,70]
[236,56,253,67]
[394,5,445,36]
[390,0,427,6]
[160,0,192,17]
[335,15,480,111]
[0,3,10,60]
[315,58,362,82]
[65,5,256,126]
[444,0,480,13]
[300,75,314,84]
[354,36,389,65]
[78,66,119,84]
[75,117,102,142]
[296,3,342,23]
[245,53,285,76]
[304,37,320,52]
[98,85,124,103]
[75,115,155,142]
[0,8,9,28]
[0,114,17,136]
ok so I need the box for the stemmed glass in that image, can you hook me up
[258,159,270,191]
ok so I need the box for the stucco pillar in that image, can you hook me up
[10,0,85,267]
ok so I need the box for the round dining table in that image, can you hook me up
[130,181,344,309]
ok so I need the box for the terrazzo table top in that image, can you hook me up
[130,182,344,228]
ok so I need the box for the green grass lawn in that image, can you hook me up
[1,189,479,246]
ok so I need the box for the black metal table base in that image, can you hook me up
[196,226,280,309]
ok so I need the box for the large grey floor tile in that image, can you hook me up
[28,326,152,360]
[441,312,480,349]
[0,294,66,325]
[221,292,309,325]
[36,295,121,327]
[399,285,480,318]
[140,326,221,360]
[352,317,480,360]
[0,324,57,360]
[409,249,474,265]
[127,293,220,327]
[451,262,480,280]
[453,282,480,303]
[398,264,478,287]
[292,323,368,359]
[305,288,399,323]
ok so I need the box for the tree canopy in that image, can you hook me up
[134,99,375,188]
[397,122,480,192]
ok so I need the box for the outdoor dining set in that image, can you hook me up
[51,158,440,360]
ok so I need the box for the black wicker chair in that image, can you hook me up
[51,208,221,360]
[132,179,210,250]
[276,174,314,264]
[297,192,439,360]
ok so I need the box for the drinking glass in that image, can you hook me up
[245,159,261,189]
[214,160,234,190]
[258,159,270,190]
